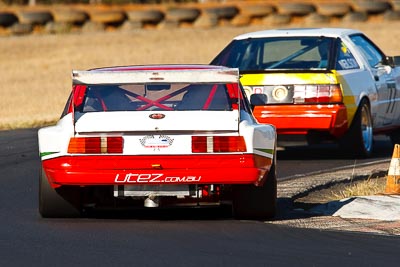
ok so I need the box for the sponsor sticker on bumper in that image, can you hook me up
[115,173,202,183]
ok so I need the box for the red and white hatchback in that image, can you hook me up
[38,64,277,220]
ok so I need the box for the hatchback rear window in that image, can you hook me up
[73,83,236,113]
[212,37,336,71]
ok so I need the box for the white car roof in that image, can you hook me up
[233,28,363,40]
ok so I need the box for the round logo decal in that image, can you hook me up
[149,113,165,119]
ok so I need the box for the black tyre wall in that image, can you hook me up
[39,168,82,218]
[232,161,277,220]
[339,99,373,158]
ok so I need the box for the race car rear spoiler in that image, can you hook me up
[72,68,239,85]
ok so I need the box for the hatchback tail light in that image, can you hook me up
[68,136,123,154]
[192,136,247,153]
[293,84,343,104]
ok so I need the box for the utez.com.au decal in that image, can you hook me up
[115,173,201,183]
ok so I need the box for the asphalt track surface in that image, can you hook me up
[276,136,395,180]
[1,128,399,266]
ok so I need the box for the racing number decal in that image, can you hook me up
[338,58,358,69]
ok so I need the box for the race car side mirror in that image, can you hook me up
[392,56,400,67]
[385,56,400,67]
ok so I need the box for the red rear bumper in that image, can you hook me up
[253,104,348,137]
[42,154,272,187]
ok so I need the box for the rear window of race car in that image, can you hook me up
[211,36,363,72]
[71,83,242,113]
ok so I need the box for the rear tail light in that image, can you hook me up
[192,136,246,153]
[293,84,343,104]
[68,136,123,154]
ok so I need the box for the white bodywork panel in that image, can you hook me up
[74,111,239,133]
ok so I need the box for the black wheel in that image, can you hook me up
[389,128,400,145]
[39,168,81,218]
[339,99,373,157]
[0,12,18,27]
[232,161,277,220]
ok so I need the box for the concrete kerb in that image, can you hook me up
[277,160,390,201]
[273,160,400,236]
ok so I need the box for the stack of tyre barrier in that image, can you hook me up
[1,0,400,36]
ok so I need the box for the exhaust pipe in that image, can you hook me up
[144,195,159,208]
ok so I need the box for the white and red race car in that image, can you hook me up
[38,65,277,219]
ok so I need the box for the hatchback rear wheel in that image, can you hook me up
[232,161,277,220]
[39,168,82,218]
[340,99,373,157]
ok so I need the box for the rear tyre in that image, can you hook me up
[39,168,82,218]
[232,162,277,220]
[0,12,18,27]
[339,99,373,157]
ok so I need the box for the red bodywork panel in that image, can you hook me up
[253,104,348,138]
[42,154,272,188]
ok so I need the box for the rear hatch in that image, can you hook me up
[71,68,242,155]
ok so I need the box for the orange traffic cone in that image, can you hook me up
[385,144,400,194]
